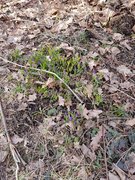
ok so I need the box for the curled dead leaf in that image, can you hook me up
[17,102,28,111]
[77,166,88,180]
[90,126,105,151]
[85,84,93,98]
[81,144,96,161]
[99,68,111,81]
[111,46,120,57]
[17,93,24,101]
[125,118,135,126]
[117,65,132,76]
[120,81,134,89]
[120,40,132,50]
[125,152,135,174]
[11,134,23,144]
[44,77,56,88]
[57,43,75,54]
[113,164,126,180]
[88,60,97,70]
[0,134,8,162]
[28,93,37,102]
[109,171,120,180]
[0,67,10,75]
[0,151,8,162]
[132,24,135,32]
[58,95,65,106]
[112,33,123,41]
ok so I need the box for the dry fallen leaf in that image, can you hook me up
[125,152,135,174]
[0,67,10,75]
[89,109,103,119]
[125,118,135,126]
[112,33,123,41]
[117,65,132,76]
[98,47,106,55]
[88,60,97,70]
[0,134,8,162]
[11,134,23,144]
[99,68,111,81]
[53,17,73,32]
[113,164,126,180]
[48,8,58,16]
[44,77,56,88]
[132,24,135,32]
[109,171,120,180]
[84,120,95,129]
[80,105,102,120]
[70,155,82,165]
[120,81,134,89]
[81,144,96,161]
[80,105,89,120]
[120,40,132,50]
[77,166,88,180]
[17,102,28,111]
[90,126,105,151]
[88,51,99,59]
[17,93,24,101]
[38,117,56,136]
[0,151,8,162]
[58,95,65,106]
[28,93,37,102]
[111,46,120,57]
[57,43,75,54]
[28,159,44,172]
[85,84,93,98]
[0,134,8,150]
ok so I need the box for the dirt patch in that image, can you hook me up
[109,13,135,35]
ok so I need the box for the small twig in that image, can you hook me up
[105,83,135,101]
[0,57,83,104]
[0,100,26,180]
[102,125,109,180]
[116,143,135,166]
[113,163,129,180]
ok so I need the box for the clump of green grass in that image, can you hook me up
[92,151,103,170]
[14,84,26,93]
[9,46,87,104]
[92,73,103,106]
[78,31,89,44]
[111,105,126,117]
[28,46,85,80]
[10,49,22,61]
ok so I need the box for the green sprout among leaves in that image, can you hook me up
[10,49,21,61]
[92,74,103,106]
[28,46,85,82]
[112,105,126,117]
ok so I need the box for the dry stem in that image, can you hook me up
[0,57,83,104]
[0,100,26,180]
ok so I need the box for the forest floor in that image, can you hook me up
[0,0,135,179]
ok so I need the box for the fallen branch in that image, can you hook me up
[0,100,26,180]
[0,56,83,104]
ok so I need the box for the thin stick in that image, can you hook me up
[105,83,135,101]
[0,100,26,180]
[102,125,109,180]
[116,143,135,166]
[0,57,83,104]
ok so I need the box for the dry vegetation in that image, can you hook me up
[0,0,135,179]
